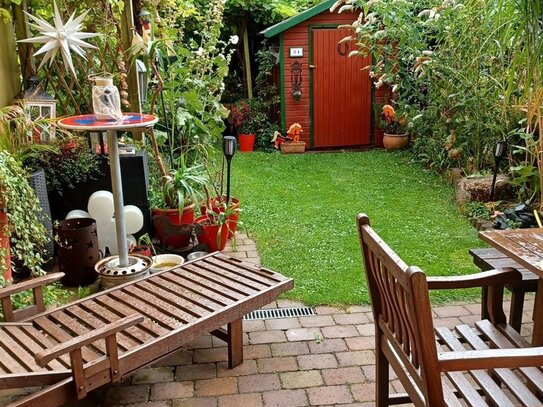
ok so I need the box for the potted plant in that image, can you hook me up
[195,203,239,252]
[381,104,409,150]
[152,155,209,248]
[231,101,257,152]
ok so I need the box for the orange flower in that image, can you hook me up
[382,105,396,122]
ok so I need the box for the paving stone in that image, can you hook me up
[433,305,472,318]
[153,350,193,367]
[261,301,278,309]
[285,328,322,342]
[105,385,150,405]
[217,359,258,377]
[299,315,335,328]
[212,334,249,348]
[434,317,462,329]
[124,401,171,407]
[172,397,218,407]
[257,356,298,373]
[238,373,281,393]
[132,367,174,385]
[321,325,359,339]
[356,324,375,336]
[346,305,371,313]
[249,330,287,344]
[218,393,263,407]
[150,382,194,401]
[276,299,306,308]
[308,338,347,354]
[332,313,370,325]
[193,348,229,363]
[463,303,482,315]
[271,341,310,356]
[306,385,354,405]
[321,367,365,385]
[336,351,375,367]
[195,377,237,397]
[297,354,338,370]
[244,320,266,332]
[245,344,272,359]
[314,306,343,315]
[262,389,308,407]
[188,336,213,349]
[265,317,301,330]
[280,371,323,389]
[344,336,374,351]
[459,314,482,325]
[176,363,217,381]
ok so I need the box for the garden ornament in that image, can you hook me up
[18,2,99,76]
[271,130,292,149]
[66,191,144,256]
[287,123,303,143]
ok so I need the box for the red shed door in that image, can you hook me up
[312,28,372,148]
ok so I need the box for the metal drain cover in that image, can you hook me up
[244,307,317,320]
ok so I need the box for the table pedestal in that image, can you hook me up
[106,129,128,267]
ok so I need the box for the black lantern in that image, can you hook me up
[223,136,237,204]
[490,140,508,200]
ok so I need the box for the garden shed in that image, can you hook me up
[262,0,387,149]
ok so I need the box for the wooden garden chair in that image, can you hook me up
[357,214,543,406]
[0,252,293,407]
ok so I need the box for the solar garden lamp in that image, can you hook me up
[223,136,237,205]
[491,140,508,200]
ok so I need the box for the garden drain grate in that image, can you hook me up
[244,307,317,320]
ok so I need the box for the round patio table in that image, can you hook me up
[58,113,158,267]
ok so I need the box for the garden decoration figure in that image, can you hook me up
[271,130,291,149]
[66,190,144,256]
[287,123,303,142]
[18,2,99,76]
[491,140,507,200]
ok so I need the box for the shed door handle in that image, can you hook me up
[309,65,316,69]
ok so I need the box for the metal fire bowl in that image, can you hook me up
[95,254,152,277]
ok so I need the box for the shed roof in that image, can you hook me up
[260,0,336,38]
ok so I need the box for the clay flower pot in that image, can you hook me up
[238,134,256,152]
[195,215,229,252]
[383,133,409,150]
[152,204,195,248]
[200,197,240,239]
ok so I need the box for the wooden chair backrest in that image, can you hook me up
[357,214,444,406]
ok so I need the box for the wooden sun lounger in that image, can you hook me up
[0,252,294,407]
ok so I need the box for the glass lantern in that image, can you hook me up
[13,76,57,142]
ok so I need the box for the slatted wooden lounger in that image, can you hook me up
[0,252,294,407]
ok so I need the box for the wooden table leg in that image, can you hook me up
[531,279,543,346]
[227,319,243,368]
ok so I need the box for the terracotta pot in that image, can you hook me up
[152,204,195,248]
[0,209,11,281]
[195,215,229,252]
[280,141,306,154]
[200,196,240,239]
[238,134,256,152]
[383,133,409,150]
[130,245,152,258]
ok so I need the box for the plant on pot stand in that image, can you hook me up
[230,101,267,152]
[152,154,209,249]
[196,203,240,252]
[381,104,409,150]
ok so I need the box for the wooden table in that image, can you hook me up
[479,228,543,344]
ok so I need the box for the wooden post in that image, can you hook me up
[12,0,35,85]
[242,23,253,99]
[120,0,141,114]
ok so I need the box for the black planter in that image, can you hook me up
[54,218,100,286]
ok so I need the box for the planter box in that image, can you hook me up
[281,141,306,154]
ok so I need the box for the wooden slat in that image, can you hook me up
[158,272,233,308]
[80,300,152,344]
[48,311,107,355]
[197,259,272,290]
[171,267,247,301]
[33,316,101,363]
[0,329,42,372]
[207,256,285,284]
[150,276,220,312]
[436,326,515,407]
[181,264,258,297]
[20,325,71,368]
[457,324,542,406]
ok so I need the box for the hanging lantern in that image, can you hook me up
[136,60,148,103]
[90,74,123,121]
[13,76,57,142]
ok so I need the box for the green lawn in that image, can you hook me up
[232,150,485,306]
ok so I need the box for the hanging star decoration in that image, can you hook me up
[18,2,100,76]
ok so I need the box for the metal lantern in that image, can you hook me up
[136,60,148,102]
[14,76,57,142]
[490,140,508,200]
[223,136,237,204]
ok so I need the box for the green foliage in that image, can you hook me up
[224,0,320,25]
[162,155,209,210]
[234,151,483,305]
[0,151,47,276]
[26,135,102,195]
[463,201,491,221]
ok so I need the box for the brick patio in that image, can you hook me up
[0,234,536,406]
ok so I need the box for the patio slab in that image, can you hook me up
[0,234,536,406]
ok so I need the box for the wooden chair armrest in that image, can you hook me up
[438,347,543,371]
[35,314,143,367]
[427,268,521,290]
[0,273,65,299]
